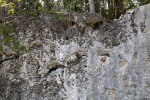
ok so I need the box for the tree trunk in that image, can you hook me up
[89,0,95,13]
[94,0,100,13]
[114,0,124,19]
[84,0,88,13]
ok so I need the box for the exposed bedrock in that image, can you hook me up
[0,4,150,100]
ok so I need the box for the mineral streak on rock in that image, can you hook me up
[0,4,150,100]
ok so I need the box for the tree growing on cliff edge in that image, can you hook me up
[1,0,149,19]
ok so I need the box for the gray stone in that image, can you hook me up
[1,4,150,100]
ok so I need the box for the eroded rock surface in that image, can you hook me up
[0,4,150,100]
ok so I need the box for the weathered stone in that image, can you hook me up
[0,4,150,100]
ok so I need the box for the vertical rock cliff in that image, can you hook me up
[0,4,150,100]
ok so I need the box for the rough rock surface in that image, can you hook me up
[0,4,150,100]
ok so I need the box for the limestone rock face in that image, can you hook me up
[1,4,150,100]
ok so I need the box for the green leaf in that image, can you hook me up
[1,3,6,7]
[0,45,2,50]
[8,9,14,14]
[3,36,14,47]
[3,24,13,34]
[0,29,3,34]
[19,46,27,53]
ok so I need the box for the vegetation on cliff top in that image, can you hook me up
[0,0,150,64]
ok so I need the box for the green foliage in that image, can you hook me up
[0,0,150,54]
[0,45,2,50]
[63,0,75,9]
[1,0,150,18]
[137,0,150,5]
[56,12,64,21]
[0,0,16,14]
[11,41,27,53]
[63,0,83,12]
[0,23,27,53]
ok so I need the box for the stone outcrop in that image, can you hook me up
[0,4,150,100]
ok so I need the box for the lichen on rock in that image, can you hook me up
[1,4,150,100]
